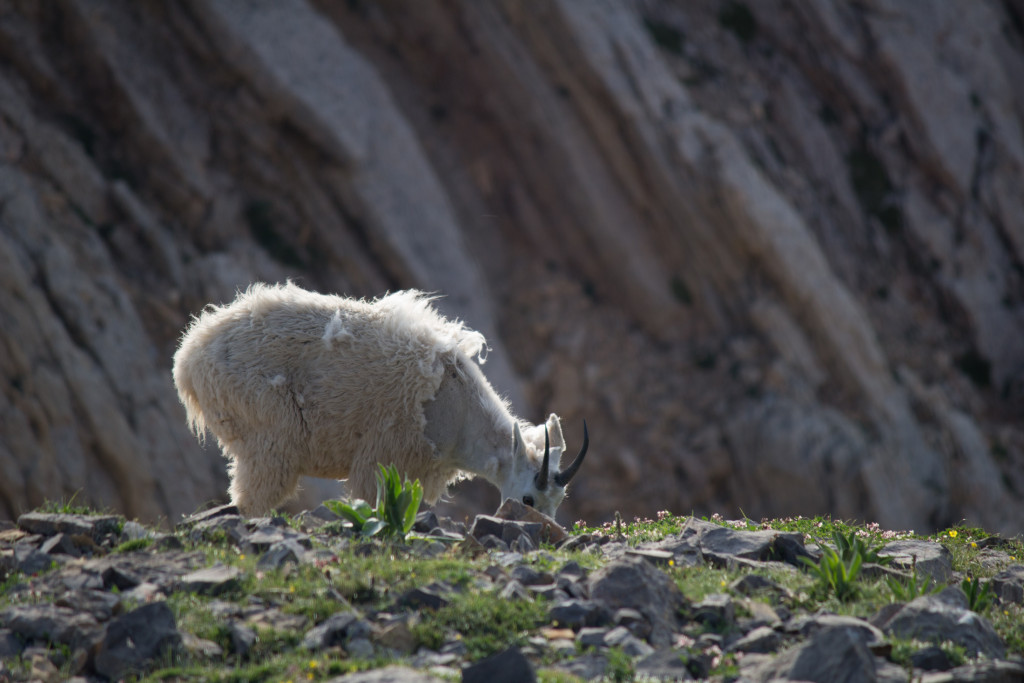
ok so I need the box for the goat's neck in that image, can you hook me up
[456,417,514,486]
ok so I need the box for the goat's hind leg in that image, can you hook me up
[226,444,300,517]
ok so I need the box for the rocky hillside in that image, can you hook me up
[1,505,1022,681]
[1,1,1023,533]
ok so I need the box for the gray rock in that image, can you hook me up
[178,504,241,528]
[745,625,878,683]
[13,542,58,574]
[556,574,588,599]
[328,665,448,682]
[613,607,651,639]
[788,613,887,647]
[990,565,1024,605]
[729,573,792,602]
[0,604,103,653]
[916,660,1024,682]
[229,622,257,658]
[461,645,536,683]
[242,525,311,553]
[398,582,452,610]
[257,539,308,570]
[498,579,531,601]
[180,564,242,596]
[692,593,735,630]
[478,535,510,552]
[54,589,122,621]
[468,515,505,541]
[625,548,675,567]
[553,653,608,681]
[878,540,954,583]
[509,534,536,554]
[510,565,552,586]
[372,618,417,654]
[698,524,811,568]
[876,588,1005,659]
[120,520,153,541]
[729,625,781,654]
[94,602,183,681]
[576,626,608,648]
[527,583,564,600]
[302,611,363,650]
[635,648,694,681]
[603,625,655,657]
[346,636,375,659]
[588,556,687,647]
[102,564,142,591]
[911,645,953,671]
[17,512,123,539]
[307,504,342,522]
[182,631,224,658]
[413,510,441,533]
[0,628,23,658]
[558,560,587,579]
[188,515,247,545]
[39,532,79,557]
[548,599,612,629]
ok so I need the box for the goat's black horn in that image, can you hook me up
[535,427,550,490]
[554,421,588,487]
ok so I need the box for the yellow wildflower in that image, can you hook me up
[949,530,958,538]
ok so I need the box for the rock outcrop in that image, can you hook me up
[1,1,1022,532]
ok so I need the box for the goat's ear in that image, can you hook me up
[545,414,566,457]
[513,422,527,458]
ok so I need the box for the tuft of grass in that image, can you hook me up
[800,544,862,602]
[414,591,549,660]
[114,537,153,553]
[887,559,941,603]
[830,529,891,566]
[38,492,103,517]
[961,575,995,614]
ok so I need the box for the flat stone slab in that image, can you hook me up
[180,564,242,595]
[877,539,953,583]
[17,512,123,539]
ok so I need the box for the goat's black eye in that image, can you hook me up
[522,495,535,507]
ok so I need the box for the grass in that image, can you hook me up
[414,591,549,659]
[2,506,1023,681]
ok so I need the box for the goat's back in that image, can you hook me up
[172,282,486,500]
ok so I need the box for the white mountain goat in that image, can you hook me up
[172,282,588,517]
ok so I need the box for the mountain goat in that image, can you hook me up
[172,282,588,518]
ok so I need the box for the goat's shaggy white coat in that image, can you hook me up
[173,282,570,516]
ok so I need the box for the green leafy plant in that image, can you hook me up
[832,529,891,566]
[800,544,862,602]
[962,576,994,613]
[326,465,423,540]
[887,555,941,602]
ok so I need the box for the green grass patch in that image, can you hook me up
[414,591,549,660]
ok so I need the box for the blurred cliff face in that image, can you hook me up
[1,0,1022,533]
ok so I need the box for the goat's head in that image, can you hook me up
[504,413,589,518]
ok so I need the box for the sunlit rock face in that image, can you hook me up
[1,0,1022,533]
